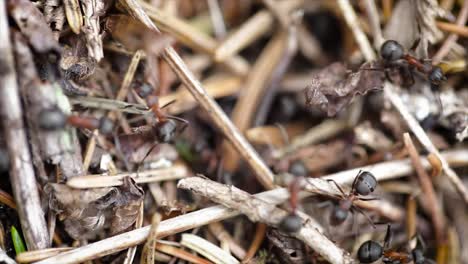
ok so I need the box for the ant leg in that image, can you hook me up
[351,170,363,192]
[352,206,376,229]
[166,115,189,133]
[383,224,393,250]
[416,233,426,252]
[136,142,159,171]
[358,197,380,201]
[326,179,347,196]
[160,99,177,109]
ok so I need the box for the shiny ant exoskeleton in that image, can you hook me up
[327,170,378,226]
[145,95,188,143]
[38,108,114,135]
[379,40,447,92]
[358,224,435,264]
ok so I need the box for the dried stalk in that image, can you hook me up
[139,1,249,76]
[403,133,445,244]
[272,119,348,159]
[242,223,266,262]
[207,0,227,39]
[433,0,468,63]
[181,234,239,264]
[363,0,384,48]
[0,3,49,249]
[436,21,468,37]
[337,0,377,61]
[63,0,83,34]
[16,248,74,263]
[222,30,294,172]
[208,222,246,259]
[384,82,468,204]
[81,0,105,61]
[156,243,212,264]
[33,149,468,264]
[66,164,189,188]
[214,0,302,62]
[162,47,275,189]
[178,177,354,264]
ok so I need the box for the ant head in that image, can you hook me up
[330,205,348,225]
[428,66,446,85]
[353,171,377,196]
[288,160,308,177]
[357,240,383,263]
[380,40,404,62]
[38,108,67,131]
[155,119,177,143]
[98,117,114,135]
[278,213,302,233]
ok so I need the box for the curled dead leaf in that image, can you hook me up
[304,62,385,116]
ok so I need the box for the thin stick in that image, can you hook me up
[363,0,384,48]
[384,82,468,204]
[337,0,377,61]
[139,1,249,76]
[207,0,226,39]
[66,164,189,188]
[403,133,445,244]
[221,30,293,172]
[156,243,213,264]
[0,2,49,249]
[213,0,301,62]
[162,47,275,189]
[16,248,74,263]
[272,119,348,159]
[433,0,468,64]
[33,149,468,264]
[178,177,354,264]
[242,223,266,262]
[181,234,239,264]
[436,21,468,37]
[208,222,246,259]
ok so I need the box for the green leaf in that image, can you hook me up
[11,226,26,254]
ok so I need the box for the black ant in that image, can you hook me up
[38,108,114,135]
[278,160,308,234]
[358,224,435,264]
[380,40,447,92]
[326,170,378,226]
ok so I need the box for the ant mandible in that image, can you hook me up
[358,224,434,264]
[380,40,447,92]
[327,170,378,226]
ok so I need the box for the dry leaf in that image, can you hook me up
[304,62,384,116]
[45,177,144,239]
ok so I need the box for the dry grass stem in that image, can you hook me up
[139,1,249,75]
[245,123,308,148]
[436,21,468,37]
[222,30,293,172]
[0,189,17,210]
[208,223,246,259]
[337,0,377,61]
[66,164,189,188]
[273,119,348,158]
[156,243,212,264]
[162,46,275,189]
[33,148,467,264]
[16,248,74,263]
[242,223,266,262]
[69,96,149,115]
[384,82,468,204]
[181,233,239,264]
[403,133,445,244]
[140,213,161,264]
[0,3,49,249]
[178,177,354,264]
[433,0,468,63]
[63,0,83,34]
[214,0,301,62]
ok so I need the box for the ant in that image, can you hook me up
[380,40,447,92]
[278,160,308,234]
[326,170,378,226]
[358,224,435,264]
[38,108,114,135]
[145,95,188,143]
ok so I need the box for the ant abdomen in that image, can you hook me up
[155,119,177,143]
[380,40,404,62]
[354,171,377,196]
[357,240,383,263]
[330,205,349,225]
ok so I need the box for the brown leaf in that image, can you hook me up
[45,177,144,239]
[8,0,60,54]
[304,62,385,116]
